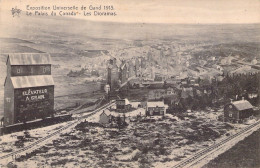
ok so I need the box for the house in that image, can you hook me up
[154,73,167,82]
[116,98,132,111]
[4,53,54,126]
[146,101,165,116]
[246,90,258,106]
[248,92,258,99]
[224,99,254,122]
[99,110,111,124]
[166,87,178,95]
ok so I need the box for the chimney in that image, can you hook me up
[242,97,244,101]
[230,99,233,103]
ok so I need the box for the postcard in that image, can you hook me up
[0,0,259,167]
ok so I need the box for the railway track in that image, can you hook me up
[0,100,115,162]
[173,120,260,168]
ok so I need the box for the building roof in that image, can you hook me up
[100,110,110,117]
[147,101,164,107]
[232,100,253,111]
[125,98,130,105]
[117,98,131,105]
[7,53,51,65]
[11,75,54,89]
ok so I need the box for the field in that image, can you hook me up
[0,104,249,168]
[203,128,260,168]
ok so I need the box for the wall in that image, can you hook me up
[120,66,127,84]
[147,106,165,115]
[11,65,51,76]
[14,85,54,123]
[111,65,119,90]
[116,100,125,109]
[99,114,109,124]
[224,104,239,121]
[4,77,14,126]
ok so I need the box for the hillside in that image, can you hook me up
[0,14,259,117]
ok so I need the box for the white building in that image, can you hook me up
[146,101,166,116]
[99,110,110,124]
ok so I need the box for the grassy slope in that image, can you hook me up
[203,128,260,168]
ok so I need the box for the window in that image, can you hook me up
[17,68,21,73]
[229,113,233,117]
[6,98,11,103]
[43,66,50,73]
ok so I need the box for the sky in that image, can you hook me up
[0,0,259,24]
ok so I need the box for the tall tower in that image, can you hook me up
[107,58,119,90]
[4,53,54,126]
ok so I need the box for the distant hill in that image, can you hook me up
[0,15,259,118]
[1,14,260,44]
[192,42,260,60]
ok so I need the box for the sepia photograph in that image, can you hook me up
[0,0,259,167]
